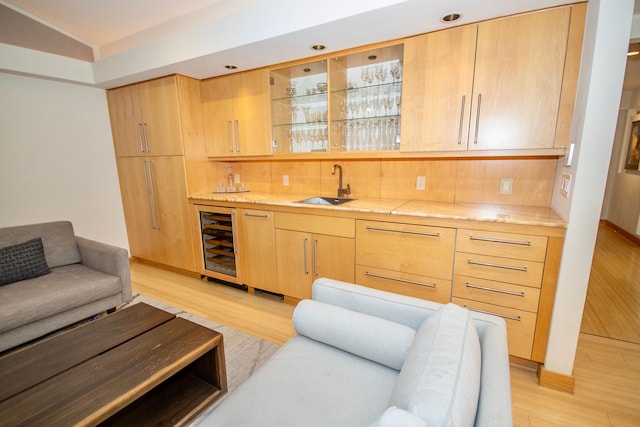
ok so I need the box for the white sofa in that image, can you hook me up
[198,278,512,426]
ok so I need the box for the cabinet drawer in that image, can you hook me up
[356,265,451,304]
[453,275,540,312]
[275,212,354,238]
[452,297,535,359]
[356,220,455,280]
[456,229,547,262]
[454,253,543,288]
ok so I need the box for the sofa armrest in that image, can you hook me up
[76,236,132,303]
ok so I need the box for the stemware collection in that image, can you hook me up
[273,56,402,153]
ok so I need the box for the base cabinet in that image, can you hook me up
[238,209,279,294]
[117,156,195,271]
[275,213,355,300]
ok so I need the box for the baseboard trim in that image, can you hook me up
[602,220,640,246]
[537,366,575,393]
[129,257,201,279]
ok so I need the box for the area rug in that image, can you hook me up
[124,293,280,398]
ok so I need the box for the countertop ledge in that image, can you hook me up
[189,191,567,228]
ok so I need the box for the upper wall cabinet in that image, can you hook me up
[201,68,272,157]
[107,76,184,157]
[269,43,404,154]
[401,5,584,152]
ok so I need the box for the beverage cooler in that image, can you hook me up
[195,205,242,285]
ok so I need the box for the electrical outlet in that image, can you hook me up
[416,176,426,191]
[282,175,289,186]
[500,178,513,195]
[560,173,572,198]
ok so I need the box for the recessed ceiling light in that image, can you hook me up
[311,44,326,51]
[225,65,237,69]
[441,12,462,23]
[368,55,377,61]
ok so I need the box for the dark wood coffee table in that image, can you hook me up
[0,303,227,426]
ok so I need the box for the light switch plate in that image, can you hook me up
[283,175,289,186]
[416,176,426,191]
[560,173,572,198]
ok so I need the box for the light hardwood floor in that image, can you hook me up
[131,245,640,426]
[581,222,640,344]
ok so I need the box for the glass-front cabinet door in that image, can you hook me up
[330,44,403,152]
[270,43,403,155]
[270,60,328,154]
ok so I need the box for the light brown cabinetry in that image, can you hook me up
[108,75,199,271]
[238,209,279,294]
[107,76,184,157]
[401,5,583,152]
[452,229,548,360]
[116,156,195,270]
[201,69,271,157]
[355,220,455,303]
[275,213,355,300]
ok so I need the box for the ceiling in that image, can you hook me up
[2,0,640,89]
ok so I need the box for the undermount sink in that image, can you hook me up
[297,196,356,206]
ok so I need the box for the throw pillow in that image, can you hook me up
[0,237,51,286]
[389,303,481,427]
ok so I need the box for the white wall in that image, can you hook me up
[0,72,129,250]
[546,0,634,375]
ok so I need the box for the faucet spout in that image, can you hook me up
[331,164,351,198]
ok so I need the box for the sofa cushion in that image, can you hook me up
[0,238,50,285]
[370,407,426,427]
[293,299,416,370]
[389,303,481,427]
[0,264,122,334]
[205,335,399,427]
[0,221,81,268]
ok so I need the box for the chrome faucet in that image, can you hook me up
[331,164,351,198]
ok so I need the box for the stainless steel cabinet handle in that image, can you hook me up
[464,282,525,297]
[473,93,482,145]
[137,124,145,152]
[231,212,238,254]
[463,305,521,321]
[365,271,436,288]
[469,235,531,246]
[457,95,466,145]
[234,120,240,152]
[244,213,268,218]
[303,238,309,275]
[143,160,159,230]
[227,120,233,152]
[142,123,150,152]
[467,259,527,272]
[365,225,440,237]
[313,239,318,277]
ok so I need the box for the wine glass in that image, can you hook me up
[375,65,387,84]
[361,67,372,86]
[390,60,402,82]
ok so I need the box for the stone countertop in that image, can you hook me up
[189,191,567,228]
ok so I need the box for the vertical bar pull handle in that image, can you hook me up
[234,120,240,153]
[137,124,145,152]
[227,121,234,152]
[457,95,466,145]
[146,160,159,229]
[303,238,309,275]
[313,239,318,277]
[142,123,150,152]
[473,93,482,145]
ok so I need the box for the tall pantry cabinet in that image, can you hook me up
[107,75,202,271]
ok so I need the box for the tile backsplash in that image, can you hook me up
[205,157,558,207]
